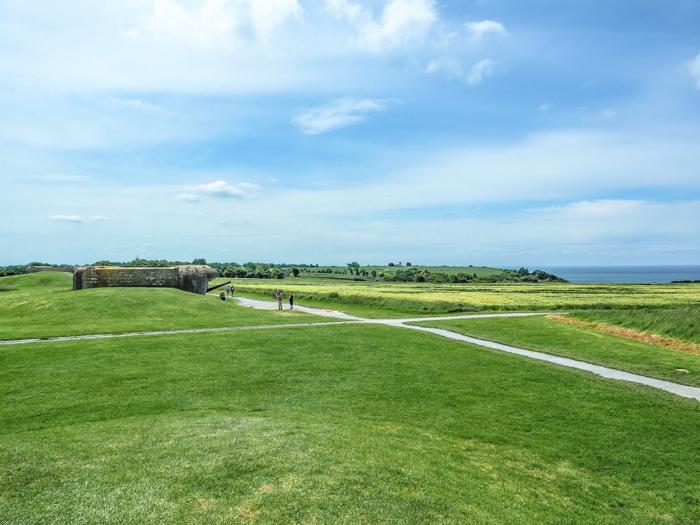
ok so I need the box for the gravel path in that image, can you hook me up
[3,295,699,402]
[232,296,363,320]
[0,321,362,346]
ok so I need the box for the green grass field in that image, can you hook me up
[0,274,322,340]
[2,324,700,523]
[3,272,700,523]
[215,277,700,314]
[415,315,700,388]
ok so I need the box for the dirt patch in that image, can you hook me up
[547,315,700,357]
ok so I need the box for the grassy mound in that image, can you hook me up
[1,325,699,522]
[0,271,72,297]
[0,287,323,340]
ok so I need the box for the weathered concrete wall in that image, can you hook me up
[27,266,74,273]
[73,265,219,294]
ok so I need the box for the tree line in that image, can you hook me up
[1,259,565,283]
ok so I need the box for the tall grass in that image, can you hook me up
[220,278,700,314]
[571,307,700,344]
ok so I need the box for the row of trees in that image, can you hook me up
[1,259,564,283]
[0,262,72,277]
[383,267,565,284]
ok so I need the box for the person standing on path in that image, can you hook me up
[289,293,294,310]
[231,284,235,297]
[226,284,230,297]
[277,291,283,310]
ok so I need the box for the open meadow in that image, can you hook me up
[216,277,700,316]
[2,272,700,523]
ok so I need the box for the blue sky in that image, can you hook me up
[2,0,700,266]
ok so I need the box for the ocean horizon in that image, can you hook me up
[536,265,700,284]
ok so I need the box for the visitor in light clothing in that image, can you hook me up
[277,291,283,310]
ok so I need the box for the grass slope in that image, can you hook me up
[0,287,323,340]
[415,316,700,387]
[571,307,700,344]
[0,271,72,297]
[1,325,699,523]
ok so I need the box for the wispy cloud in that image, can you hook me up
[580,107,618,123]
[176,193,201,203]
[294,97,387,135]
[684,53,700,89]
[106,98,161,112]
[50,215,84,223]
[182,181,261,199]
[123,0,303,45]
[38,174,90,182]
[426,58,499,85]
[466,59,498,85]
[326,0,437,53]
[465,20,507,40]
[89,215,108,221]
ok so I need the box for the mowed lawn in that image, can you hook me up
[0,287,324,340]
[415,315,700,388]
[2,324,700,523]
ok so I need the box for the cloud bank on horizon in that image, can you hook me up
[1,0,700,266]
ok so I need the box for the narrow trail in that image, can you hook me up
[3,295,699,402]
[0,321,361,346]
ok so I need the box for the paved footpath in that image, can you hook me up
[3,296,700,402]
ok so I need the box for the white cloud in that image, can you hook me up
[50,215,84,223]
[249,0,304,41]
[580,107,618,123]
[38,174,90,182]
[538,200,644,218]
[426,57,499,85]
[294,97,387,134]
[182,180,261,199]
[599,108,617,120]
[539,103,553,111]
[425,57,464,78]
[106,98,161,112]
[466,58,498,85]
[124,0,303,45]
[684,54,700,89]
[177,193,201,202]
[326,0,437,53]
[89,215,108,221]
[465,20,506,40]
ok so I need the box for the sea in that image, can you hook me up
[536,266,700,284]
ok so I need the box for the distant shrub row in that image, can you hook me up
[384,267,565,284]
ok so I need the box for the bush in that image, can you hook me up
[426,273,447,283]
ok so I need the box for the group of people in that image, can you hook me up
[272,290,294,310]
[219,283,294,310]
[219,284,235,301]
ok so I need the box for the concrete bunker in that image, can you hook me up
[73,265,220,295]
